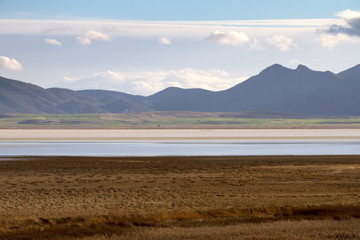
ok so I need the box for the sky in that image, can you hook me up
[0,0,360,95]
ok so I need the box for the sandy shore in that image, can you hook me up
[0,155,360,239]
[1,129,360,141]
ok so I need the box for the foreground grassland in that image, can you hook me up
[1,112,360,128]
[81,220,360,240]
[0,156,359,239]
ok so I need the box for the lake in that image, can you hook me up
[0,140,360,156]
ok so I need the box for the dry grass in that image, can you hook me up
[78,219,360,240]
[1,206,360,240]
[0,155,360,239]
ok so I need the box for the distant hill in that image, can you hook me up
[1,64,359,116]
[0,78,149,114]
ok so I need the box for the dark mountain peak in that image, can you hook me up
[259,64,290,75]
[150,86,212,98]
[295,65,337,79]
[149,87,182,96]
[265,63,287,70]
[162,86,182,91]
[260,64,314,76]
[295,64,311,72]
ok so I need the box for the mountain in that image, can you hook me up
[147,87,214,111]
[0,77,61,113]
[78,90,152,113]
[214,64,357,115]
[147,64,360,115]
[0,77,148,114]
[1,64,359,115]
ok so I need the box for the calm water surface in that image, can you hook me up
[0,140,359,156]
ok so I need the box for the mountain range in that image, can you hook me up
[1,63,359,116]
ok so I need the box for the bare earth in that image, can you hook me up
[0,155,360,239]
[1,129,360,141]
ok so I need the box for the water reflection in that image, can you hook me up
[0,140,359,156]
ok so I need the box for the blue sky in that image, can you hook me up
[0,0,360,95]
[1,0,359,20]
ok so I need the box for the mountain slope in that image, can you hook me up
[47,88,107,113]
[0,76,61,113]
[147,87,214,111]
[337,64,360,80]
[78,90,152,113]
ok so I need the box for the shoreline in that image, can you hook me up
[1,129,360,141]
[3,154,360,159]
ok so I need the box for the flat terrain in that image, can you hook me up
[1,129,360,141]
[1,112,360,129]
[0,155,359,239]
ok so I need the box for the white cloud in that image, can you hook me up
[63,75,85,82]
[248,38,265,51]
[0,56,23,71]
[76,36,92,45]
[288,59,301,67]
[267,35,297,51]
[323,9,360,38]
[336,9,360,20]
[316,33,353,48]
[205,31,249,46]
[84,30,110,41]
[158,37,171,45]
[44,38,62,46]
[317,9,360,48]
[62,68,248,95]
[76,30,110,45]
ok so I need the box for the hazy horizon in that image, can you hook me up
[0,63,358,96]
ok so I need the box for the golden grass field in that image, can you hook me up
[0,155,360,239]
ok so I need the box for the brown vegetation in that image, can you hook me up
[79,219,360,240]
[0,155,359,239]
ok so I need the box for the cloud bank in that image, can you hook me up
[63,68,247,95]
[0,18,346,51]
[0,19,337,41]
[316,9,360,48]
[326,9,360,37]
[0,56,23,71]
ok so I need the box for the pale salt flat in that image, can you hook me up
[1,129,360,141]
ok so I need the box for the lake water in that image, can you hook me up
[1,140,360,156]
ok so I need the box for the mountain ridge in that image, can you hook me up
[1,64,359,115]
